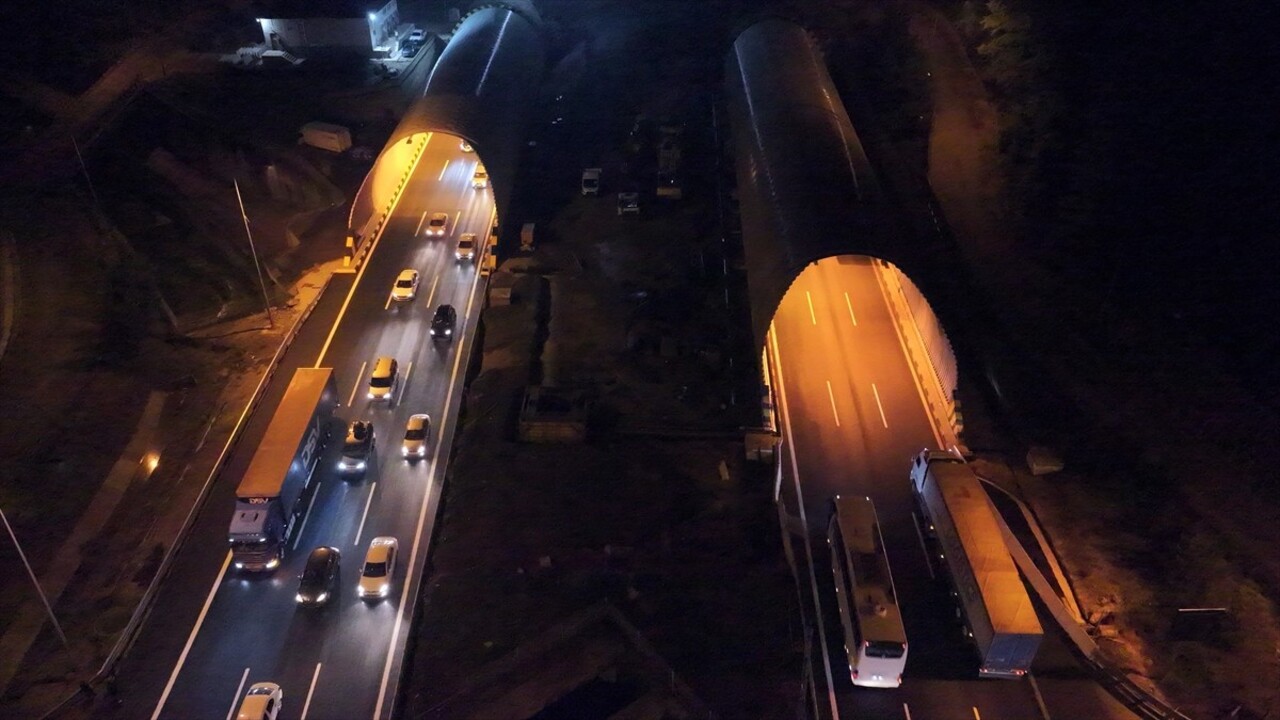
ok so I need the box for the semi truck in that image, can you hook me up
[228,368,338,571]
[910,449,1042,678]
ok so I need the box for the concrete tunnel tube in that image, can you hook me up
[347,4,546,259]
[725,18,961,440]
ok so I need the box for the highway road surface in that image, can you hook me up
[768,256,1135,720]
[104,134,491,720]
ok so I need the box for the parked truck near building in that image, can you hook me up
[229,368,338,571]
[910,449,1042,677]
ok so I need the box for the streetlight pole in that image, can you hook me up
[233,179,275,329]
[0,507,69,649]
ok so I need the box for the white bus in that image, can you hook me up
[828,495,908,688]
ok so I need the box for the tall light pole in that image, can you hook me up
[233,179,275,329]
[0,507,68,649]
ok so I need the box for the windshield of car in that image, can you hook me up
[363,561,388,578]
[370,374,392,388]
[458,238,474,248]
[429,216,445,226]
[404,427,426,441]
[396,277,414,288]
[343,437,368,453]
[302,558,327,584]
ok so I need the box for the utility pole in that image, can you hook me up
[0,507,69,649]
[233,179,275,329]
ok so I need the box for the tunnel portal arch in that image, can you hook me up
[349,4,545,249]
[726,19,959,435]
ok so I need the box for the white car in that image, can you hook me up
[471,164,489,189]
[459,139,473,152]
[391,269,419,301]
[455,233,477,263]
[235,682,282,720]
[401,413,431,459]
[358,537,398,600]
[425,212,449,237]
[406,29,426,43]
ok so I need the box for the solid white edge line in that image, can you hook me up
[825,380,841,427]
[152,551,233,720]
[315,133,432,368]
[224,666,249,720]
[767,322,841,720]
[372,207,488,720]
[354,481,378,546]
[844,291,857,326]
[347,361,368,407]
[300,662,323,720]
[871,382,889,428]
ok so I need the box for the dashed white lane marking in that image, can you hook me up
[223,667,250,720]
[300,662,323,720]
[437,159,449,181]
[806,290,816,325]
[293,481,323,550]
[354,482,377,546]
[844,291,858,326]
[826,380,841,427]
[871,382,889,428]
[414,211,428,237]
[347,361,368,407]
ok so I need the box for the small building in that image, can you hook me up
[254,0,401,57]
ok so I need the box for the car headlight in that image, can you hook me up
[235,562,245,569]
[296,593,305,603]
[265,558,280,570]
[316,592,329,603]
[445,329,452,335]
[401,446,409,456]
[380,583,389,596]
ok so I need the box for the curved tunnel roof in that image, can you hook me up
[725,19,900,346]
[351,5,545,236]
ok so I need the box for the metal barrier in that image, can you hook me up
[38,272,337,719]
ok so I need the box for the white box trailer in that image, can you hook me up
[299,122,352,153]
[910,449,1042,677]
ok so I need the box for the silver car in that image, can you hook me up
[358,537,398,600]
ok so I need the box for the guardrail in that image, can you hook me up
[347,132,433,270]
[38,272,337,719]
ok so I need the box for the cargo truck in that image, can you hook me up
[910,449,1042,677]
[229,368,338,571]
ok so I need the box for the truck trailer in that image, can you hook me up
[910,449,1042,677]
[229,368,338,571]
